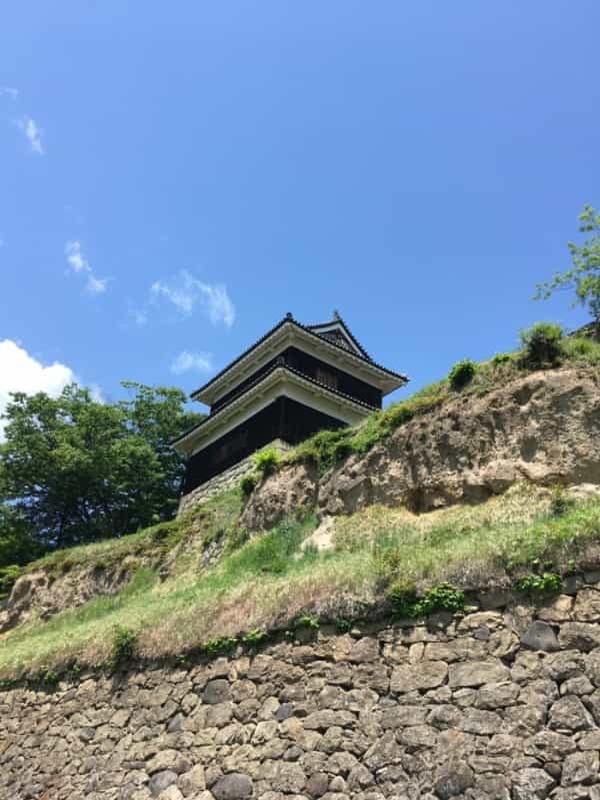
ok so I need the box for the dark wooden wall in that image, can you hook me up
[211,347,382,413]
[182,396,346,494]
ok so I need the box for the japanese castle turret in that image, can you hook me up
[173,312,407,507]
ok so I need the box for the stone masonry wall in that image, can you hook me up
[4,579,600,800]
[178,440,291,517]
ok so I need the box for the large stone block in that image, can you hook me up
[448,659,510,688]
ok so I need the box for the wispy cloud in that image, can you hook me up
[170,350,213,375]
[131,307,148,326]
[17,115,44,154]
[0,87,18,100]
[64,240,108,295]
[86,274,108,295]
[65,240,89,273]
[150,270,235,327]
[151,278,195,315]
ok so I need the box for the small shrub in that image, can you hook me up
[253,448,281,476]
[448,359,477,390]
[240,473,258,498]
[418,583,465,615]
[39,665,60,687]
[491,352,513,366]
[388,582,465,618]
[242,629,268,644]
[388,581,419,618]
[110,626,137,666]
[335,617,353,633]
[519,322,564,369]
[70,661,82,677]
[550,487,576,517]
[296,613,320,629]
[202,636,237,655]
[515,572,561,594]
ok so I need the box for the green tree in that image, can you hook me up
[536,204,600,336]
[0,383,201,552]
[0,504,40,568]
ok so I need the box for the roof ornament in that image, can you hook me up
[285,311,293,319]
[332,309,341,321]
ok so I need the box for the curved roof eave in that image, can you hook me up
[190,315,408,403]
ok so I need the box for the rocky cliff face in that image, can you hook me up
[4,578,600,799]
[0,563,131,634]
[241,367,600,531]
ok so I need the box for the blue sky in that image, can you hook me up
[1,1,599,420]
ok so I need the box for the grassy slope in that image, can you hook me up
[2,484,600,680]
[2,333,600,680]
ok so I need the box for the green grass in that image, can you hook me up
[28,487,243,577]
[562,335,600,365]
[2,484,600,681]
[0,512,321,679]
[367,491,600,588]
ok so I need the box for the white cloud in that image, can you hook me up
[199,283,236,327]
[17,115,44,154]
[0,340,76,440]
[65,240,89,273]
[86,274,108,295]
[151,279,195,315]
[64,240,107,294]
[0,87,18,100]
[132,308,148,326]
[170,350,213,375]
[150,270,235,327]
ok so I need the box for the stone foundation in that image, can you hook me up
[4,579,600,798]
[178,440,291,516]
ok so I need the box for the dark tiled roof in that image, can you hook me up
[306,312,373,361]
[190,314,408,399]
[173,360,378,446]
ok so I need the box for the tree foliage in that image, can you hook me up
[536,204,600,332]
[0,383,201,557]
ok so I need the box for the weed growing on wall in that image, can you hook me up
[110,626,137,667]
[515,572,562,595]
[253,448,281,476]
[240,473,258,498]
[388,581,465,618]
